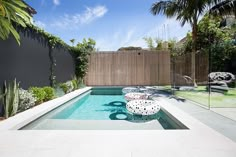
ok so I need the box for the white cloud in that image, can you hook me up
[51,5,108,29]
[80,6,108,24]
[129,19,191,49]
[53,0,60,6]
[143,18,191,42]
[96,28,138,51]
[34,20,46,29]
[96,18,191,51]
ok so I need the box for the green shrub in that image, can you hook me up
[59,83,69,94]
[60,81,74,94]
[71,76,82,90]
[71,79,78,90]
[29,87,46,104]
[43,87,55,101]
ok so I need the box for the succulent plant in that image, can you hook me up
[1,79,20,118]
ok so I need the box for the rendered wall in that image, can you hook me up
[0,28,75,89]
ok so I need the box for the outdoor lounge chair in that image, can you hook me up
[207,72,235,93]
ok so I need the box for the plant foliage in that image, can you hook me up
[0,79,20,118]
[150,0,220,85]
[29,86,56,104]
[118,46,142,51]
[210,0,236,17]
[70,38,96,80]
[0,0,32,45]
[42,87,55,101]
[24,24,70,87]
[18,88,36,112]
[29,87,46,104]
[178,15,236,73]
[59,81,74,94]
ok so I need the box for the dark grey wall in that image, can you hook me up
[0,28,75,89]
[54,48,75,83]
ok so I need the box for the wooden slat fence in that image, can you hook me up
[171,53,209,86]
[85,51,171,86]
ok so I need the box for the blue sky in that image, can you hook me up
[26,0,191,50]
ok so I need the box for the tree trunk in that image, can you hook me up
[192,17,198,87]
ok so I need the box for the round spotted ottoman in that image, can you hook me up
[126,100,161,115]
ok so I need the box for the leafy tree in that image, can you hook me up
[210,42,236,73]
[185,15,232,51]
[150,0,219,86]
[184,15,236,73]
[143,37,165,50]
[155,39,163,50]
[167,39,177,51]
[143,36,177,51]
[70,38,96,83]
[197,15,235,73]
[0,0,32,45]
[143,37,155,50]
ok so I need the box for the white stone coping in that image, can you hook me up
[0,86,233,133]
[157,97,217,130]
[0,87,236,156]
[0,87,92,130]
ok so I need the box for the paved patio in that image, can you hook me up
[155,91,236,142]
[211,108,236,122]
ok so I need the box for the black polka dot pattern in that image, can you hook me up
[126,100,161,115]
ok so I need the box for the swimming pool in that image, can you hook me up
[21,87,187,130]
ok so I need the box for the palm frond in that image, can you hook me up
[0,0,32,44]
[209,0,236,16]
[151,1,174,16]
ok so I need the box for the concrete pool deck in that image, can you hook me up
[211,108,236,121]
[0,87,236,157]
[156,92,236,142]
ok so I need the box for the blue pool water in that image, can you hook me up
[53,94,128,120]
[21,87,187,130]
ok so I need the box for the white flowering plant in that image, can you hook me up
[18,88,36,112]
[65,81,74,93]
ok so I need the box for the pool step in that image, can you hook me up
[24,119,164,130]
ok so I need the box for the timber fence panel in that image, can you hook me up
[86,51,171,86]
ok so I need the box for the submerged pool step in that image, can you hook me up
[23,119,164,130]
[91,88,123,95]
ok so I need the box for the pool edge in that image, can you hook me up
[0,87,92,130]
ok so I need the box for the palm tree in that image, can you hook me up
[0,0,32,45]
[150,0,218,86]
[210,0,236,18]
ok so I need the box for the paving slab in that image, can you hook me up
[160,95,236,142]
[211,108,236,121]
